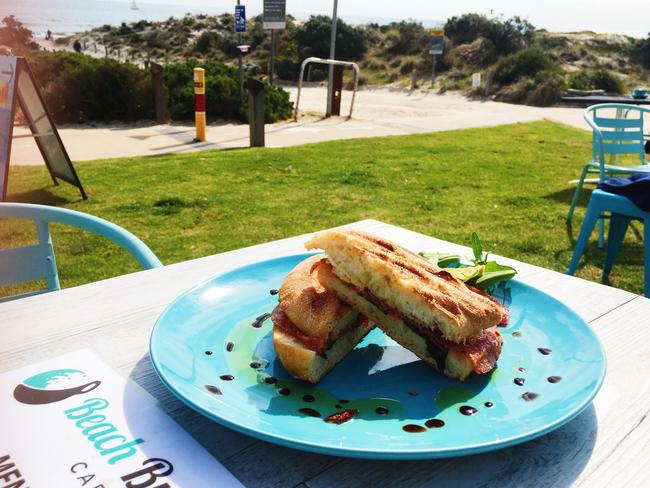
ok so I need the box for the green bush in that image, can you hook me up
[253,83,294,123]
[163,60,240,120]
[295,15,368,61]
[399,60,416,75]
[386,21,428,56]
[194,31,216,53]
[27,51,153,123]
[24,52,293,124]
[163,60,293,123]
[633,35,650,69]
[568,69,624,94]
[445,13,535,54]
[494,48,553,85]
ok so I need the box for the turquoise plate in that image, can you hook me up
[150,253,606,459]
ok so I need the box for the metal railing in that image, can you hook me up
[293,57,360,122]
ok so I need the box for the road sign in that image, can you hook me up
[429,28,445,55]
[263,0,286,30]
[235,5,246,33]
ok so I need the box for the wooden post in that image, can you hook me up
[410,68,418,91]
[331,64,343,116]
[247,77,265,147]
[150,63,170,123]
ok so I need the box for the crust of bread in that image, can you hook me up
[278,255,358,343]
[305,230,504,342]
[273,323,370,383]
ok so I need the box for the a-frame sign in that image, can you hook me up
[0,56,86,200]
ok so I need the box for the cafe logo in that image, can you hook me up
[13,369,101,405]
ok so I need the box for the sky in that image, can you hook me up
[132,0,649,37]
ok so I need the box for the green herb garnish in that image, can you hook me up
[420,233,516,291]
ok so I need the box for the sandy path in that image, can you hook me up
[10,87,588,166]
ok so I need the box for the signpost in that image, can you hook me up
[429,28,445,83]
[263,0,286,85]
[326,0,339,117]
[235,3,246,104]
[0,56,86,200]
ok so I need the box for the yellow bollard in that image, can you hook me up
[193,68,206,142]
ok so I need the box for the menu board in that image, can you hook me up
[0,56,17,200]
[0,56,86,200]
[0,349,244,487]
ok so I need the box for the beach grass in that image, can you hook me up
[3,120,645,297]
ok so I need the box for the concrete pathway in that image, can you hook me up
[11,88,588,165]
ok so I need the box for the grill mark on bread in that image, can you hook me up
[363,246,467,318]
[306,230,505,342]
[362,233,396,252]
[314,260,502,377]
[334,265,472,343]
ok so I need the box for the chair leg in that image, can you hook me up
[645,219,650,298]
[567,165,590,223]
[598,214,606,249]
[604,213,630,278]
[568,198,601,275]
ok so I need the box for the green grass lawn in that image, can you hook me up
[2,120,645,297]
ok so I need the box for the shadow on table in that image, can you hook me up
[124,351,597,488]
[303,404,599,488]
[125,353,258,462]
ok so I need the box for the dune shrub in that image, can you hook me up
[494,48,553,85]
[27,51,153,123]
[445,13,535,54]
[24,52,293,124]
[568,69,624,94]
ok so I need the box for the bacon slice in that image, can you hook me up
[449,327,502,374]
[271,306,325,353]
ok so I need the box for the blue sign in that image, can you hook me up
[235,5,246,33]
[429,29,445,55]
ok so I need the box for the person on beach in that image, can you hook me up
[46,29,53,41]
[73,39,82,53]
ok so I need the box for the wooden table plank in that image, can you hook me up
[3,219,646,488]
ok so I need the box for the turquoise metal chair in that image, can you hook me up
[567,103,650,246]
[0,203,162,302]
[568,189,650,297]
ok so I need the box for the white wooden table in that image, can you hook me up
[3,220,649,487]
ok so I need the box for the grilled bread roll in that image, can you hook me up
[305,230,504,343]
[272,255,372,383]
[305,230,506,380]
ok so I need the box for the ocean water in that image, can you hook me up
[1,0,442,37]
[1,0,230,37]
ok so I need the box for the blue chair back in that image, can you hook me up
[584,104,649,178]
[0,203,162,302]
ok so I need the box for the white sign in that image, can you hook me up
[0,349,244,488]
[472,73,482,88]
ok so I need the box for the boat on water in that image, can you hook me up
[130,1,139,10]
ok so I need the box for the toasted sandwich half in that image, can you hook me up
[305,230,506,380]
[272,255,372,383]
